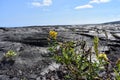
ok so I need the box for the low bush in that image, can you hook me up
[48,30,120,80]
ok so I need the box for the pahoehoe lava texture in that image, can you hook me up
[0,23,120,79]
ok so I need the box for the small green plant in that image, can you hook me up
[114,59,120,80]
[5,50,16,58]
[93,36,99,57]
[48,30,110,80]
[0,50,16,66]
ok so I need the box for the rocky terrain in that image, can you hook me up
[0,21,120,80]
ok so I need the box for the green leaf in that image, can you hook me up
[93,36,99,57]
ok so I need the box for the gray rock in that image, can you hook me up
[0,75,9,80]
[0,25,120,79]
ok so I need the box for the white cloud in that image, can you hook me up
[31,2,42,7]
[89,0,110,4]
[31,0,52,7]
[74,0,111,10]
[43,0,52,6]
[74,4,93,10]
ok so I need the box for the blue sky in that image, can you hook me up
[0,0,120,27]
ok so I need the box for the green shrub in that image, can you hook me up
[48,30,119,80]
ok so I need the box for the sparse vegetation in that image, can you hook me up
[0,50,16,66]
[48,30,120,80]
[4,50,16,58]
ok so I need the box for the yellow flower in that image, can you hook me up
[98,53,108,61]
[49,30,58,39]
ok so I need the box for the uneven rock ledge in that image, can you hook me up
[0,25,120,80]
